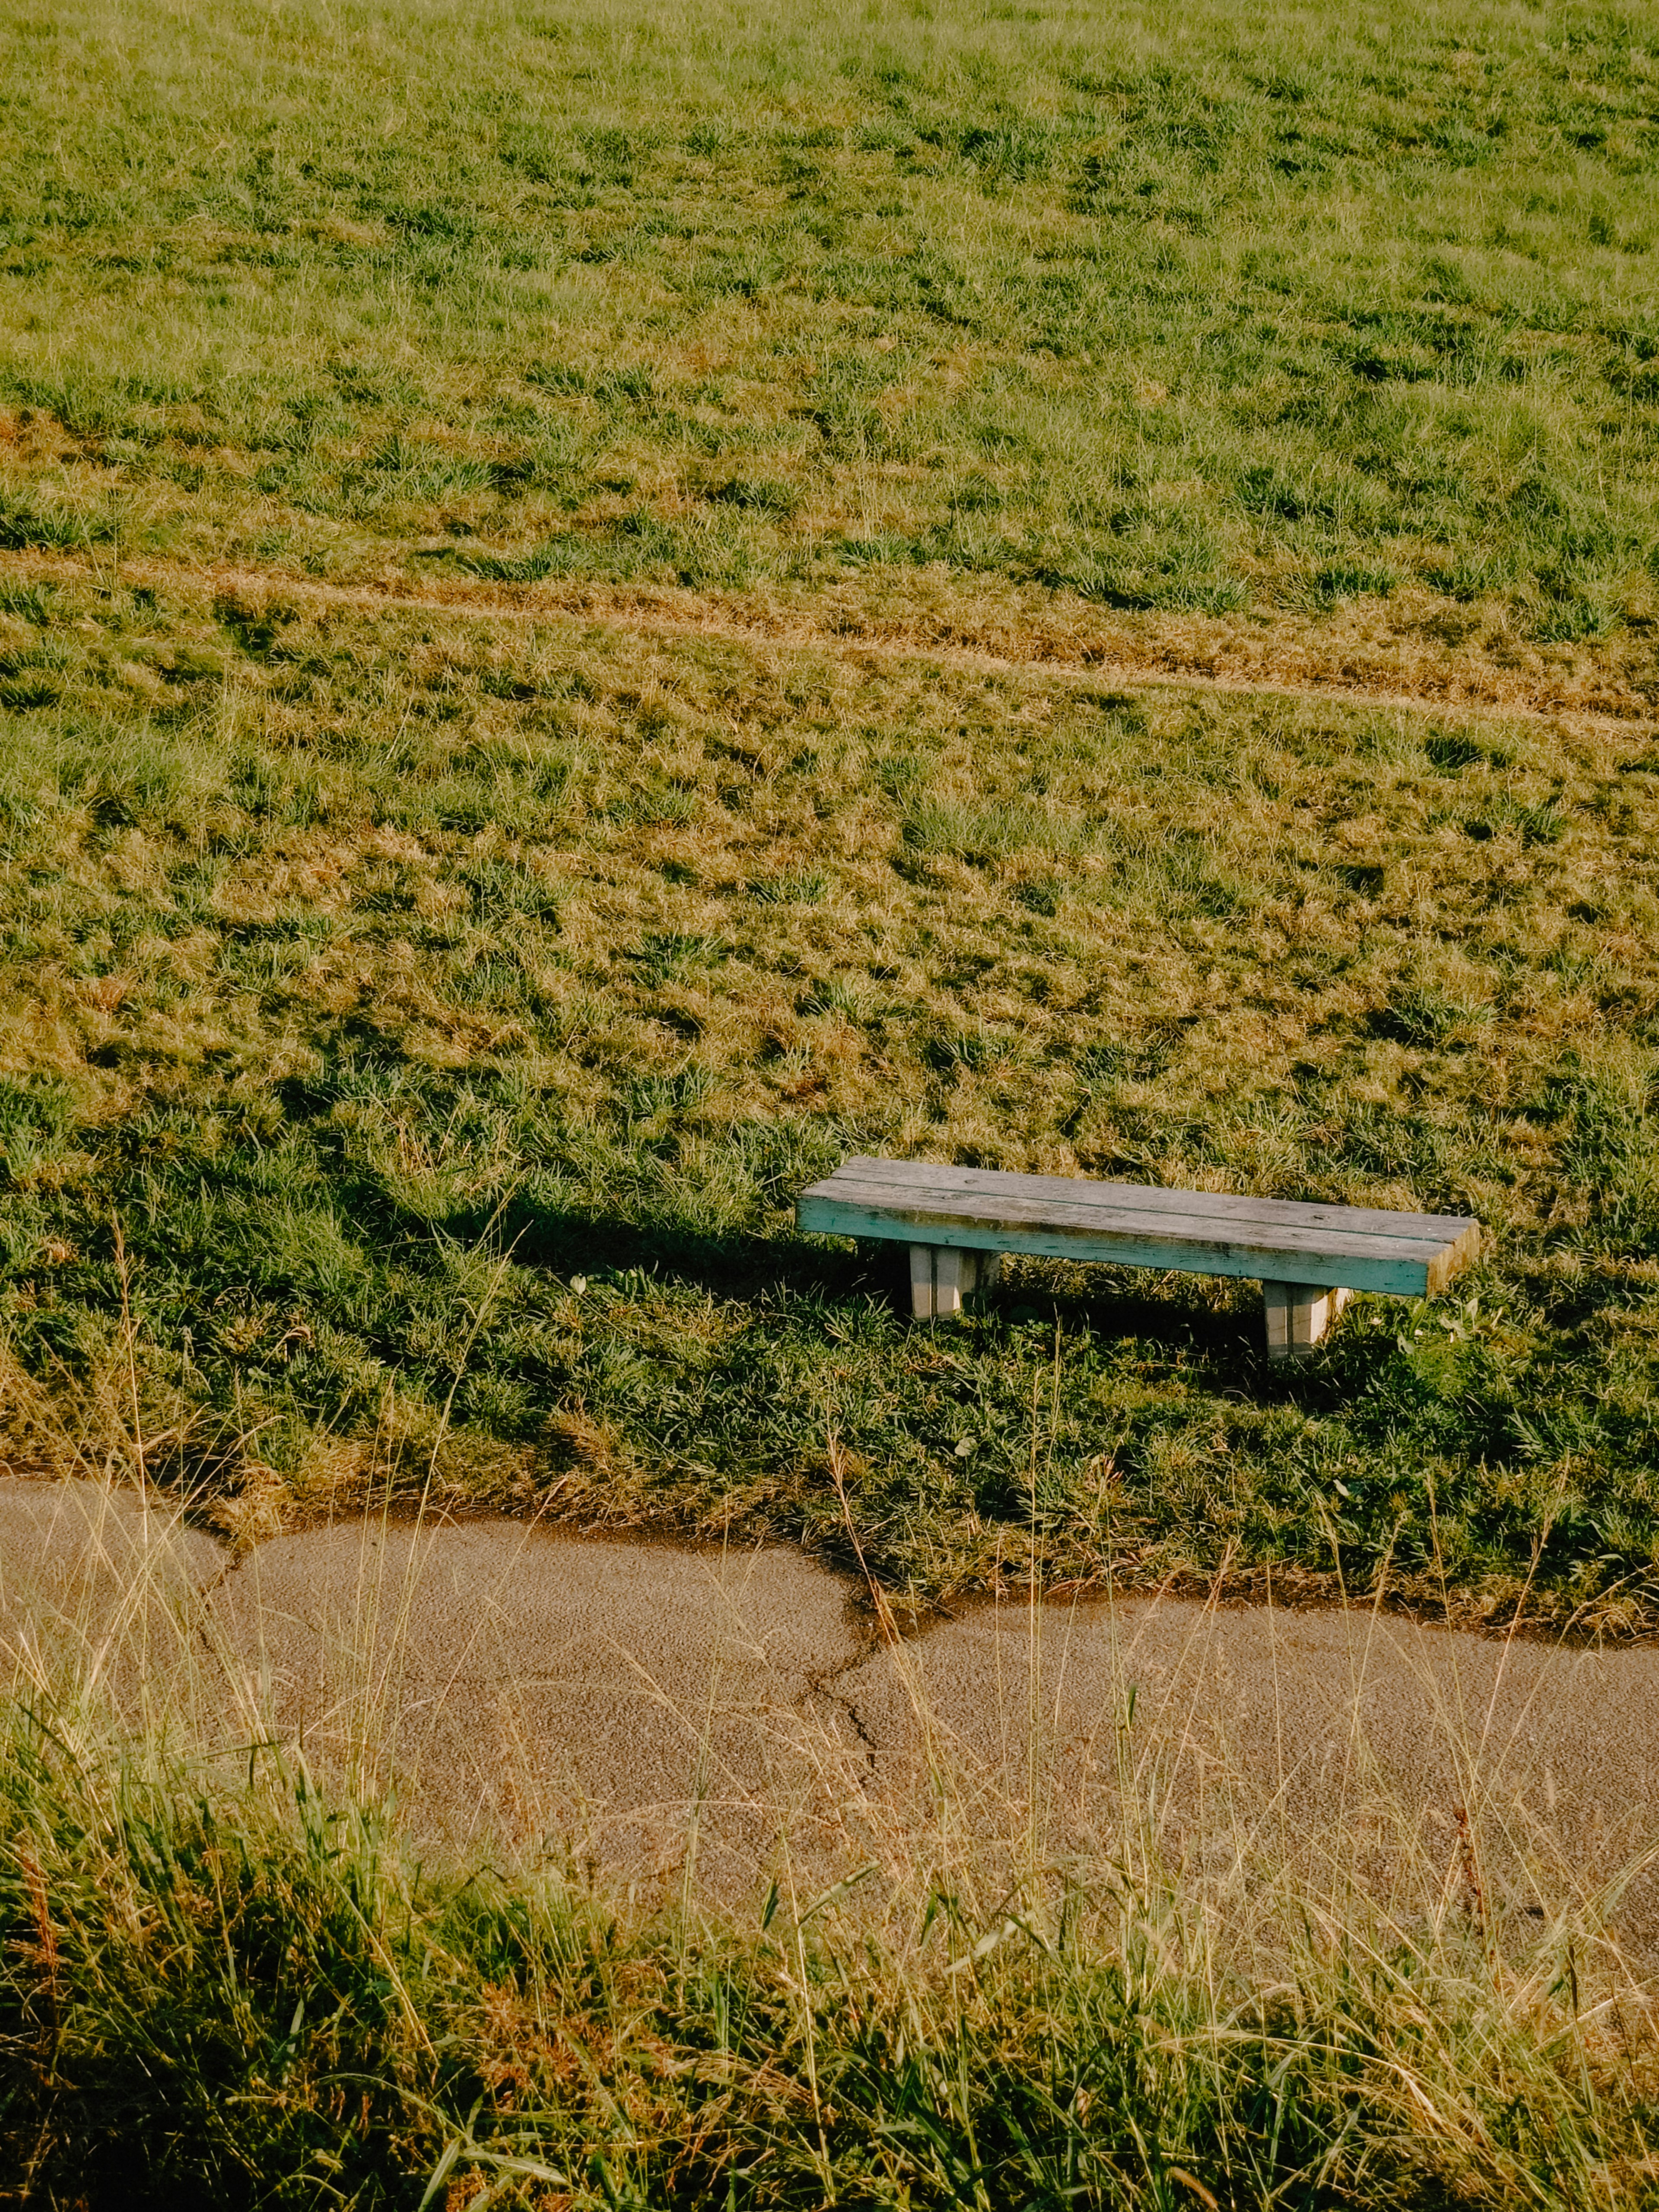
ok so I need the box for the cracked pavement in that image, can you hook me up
[3,1478,1656,1953]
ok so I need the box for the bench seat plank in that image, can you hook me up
[798,1157,1478,1299]
[826,1156,1471,1246]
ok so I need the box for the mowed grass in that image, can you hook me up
[1,0,1658,664]
[4,574,1659,1625]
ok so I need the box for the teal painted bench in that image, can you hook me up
[797,1157,1481,1357]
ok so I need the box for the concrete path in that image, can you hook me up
[1,1479,1654,1955]
[209,1516,865,1894]
[0,1476,226,1712]
[835,1590,1659,1955]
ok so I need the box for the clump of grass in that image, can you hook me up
[4,1735,1648,2209]
[707,477,800,518]
[904,794,1098,861]
[0,578,65,625]
[749,869,826,905]
[0,489,116,553]
[1310,563,1398,607]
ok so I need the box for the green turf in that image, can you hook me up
[1,0,1658,639]
[3,575,1659,1626]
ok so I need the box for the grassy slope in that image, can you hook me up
[2,0,1659,1623]
[0,0,1657,662]
[4,576,1659,1625]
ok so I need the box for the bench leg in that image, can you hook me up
[1263,1281,1352,1358]
[908,1246,998,1320]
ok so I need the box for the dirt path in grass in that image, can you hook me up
[8,548,1658,738]
[7,1478,1657,1955]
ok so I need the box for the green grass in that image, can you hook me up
[8,0,1659,2193]
[2,0,1659,653]
[1,1667,1655,2207]
[5,576,1659,1625]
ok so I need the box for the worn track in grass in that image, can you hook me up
[9,549,1657,741]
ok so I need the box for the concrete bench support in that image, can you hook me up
[1263,1281,1353,1359]
[909,1243,1001,1320]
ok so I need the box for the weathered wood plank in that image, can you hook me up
[803,1197,1437,1294]
[811,1173,1459,1260]
[804,1182,1465,1287]
[798,1160,1480,1298]
[819,1157,1474,1246]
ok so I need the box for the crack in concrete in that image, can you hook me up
[805,1659,881,1783]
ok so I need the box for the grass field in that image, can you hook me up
[2,0,1658,668]
[5,574,1659,1627]
[6,1,1659,2197]
[2,0,1659,1627]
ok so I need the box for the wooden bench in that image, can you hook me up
[796,1157,1481,1357]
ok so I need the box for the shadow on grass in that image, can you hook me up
[502,1200,1285,1374]
[493,1196,892,1303]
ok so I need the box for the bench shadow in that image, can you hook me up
[493,1197,887,1303]
[998,1274,1262,1363]
[497,1202,1282,1371]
